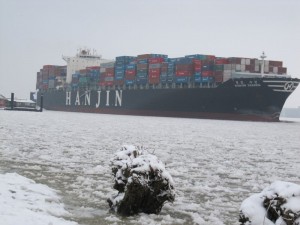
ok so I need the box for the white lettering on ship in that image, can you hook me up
[115,90,122,106]
[235,80,261,88]
[66,92,71,105]
[95,91,101,108]
[84,91,91,106]
[66,90,123,108]
[75,91,80,105]
[106,91,110,106]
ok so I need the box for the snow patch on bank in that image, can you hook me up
[0,173,77,225]
[240,181,300,225]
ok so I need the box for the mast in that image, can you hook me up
[260,51,267,77]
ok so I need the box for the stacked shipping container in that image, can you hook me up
[36,65,66,90]
[100,62,115,87]
[37,53,288,91]
[115,56,136,86]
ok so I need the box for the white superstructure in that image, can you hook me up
[63,48,113,83]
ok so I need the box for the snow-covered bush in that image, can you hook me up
[107,145,175,216]
[239,181,300,225]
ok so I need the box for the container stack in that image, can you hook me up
[99,62,115,87]
[115,56,136,86]
[86,66,100,89]
[125,63,137,86]
[71,72,80,89]
[37,53,289,91]
[184,55,216,84]
[148,57,167,85]
[167,59,178,83]
[36,65,66,90]
[135,54,168,86]
[174,58,194,84]
[160,62,169,84]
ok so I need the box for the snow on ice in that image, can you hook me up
[1,110,300,224]
[0,173,77,225]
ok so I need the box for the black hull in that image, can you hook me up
[38,77,299,122]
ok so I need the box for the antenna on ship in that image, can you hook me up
[260,51,267,77]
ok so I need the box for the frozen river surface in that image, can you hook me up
[0,110,299,225]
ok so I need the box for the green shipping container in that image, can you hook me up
[79,77,90,83]
[214,65,224,71]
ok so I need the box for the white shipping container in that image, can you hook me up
[241,65,246,71]
[236,64,241,71]
[264,60,269,66]
[255,65,260,72]
[100,68,106,73]
[224,71,232,76]
[255,60,260,66]
[273,67,278,73]
[246,59,251,65]
[264,67,269,73]
[241,58,246,65]
[224,64,233,70]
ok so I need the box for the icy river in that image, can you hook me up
[0,110,299,225]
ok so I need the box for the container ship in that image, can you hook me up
[36,50,299,121]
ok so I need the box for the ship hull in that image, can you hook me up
[38,77,299,122]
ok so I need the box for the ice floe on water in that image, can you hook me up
[0,173,77,225]
[0,110,300,225]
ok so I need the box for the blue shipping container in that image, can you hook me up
[136,73,148,79]
[175,77,190,83]
[115,65,125,70]
[201,77,214,82]
[136,78,148,85]
[125,80,135,85]
[194,77,202,83]
[126,64,136,70]
[115,75,124,80]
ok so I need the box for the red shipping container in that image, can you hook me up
[202,71,213,77]
[245,65,254,72]
[87,66,100,70]
[215,58,229,65]
[214,75,223,83]
[126,70,136,75]
[229,57,243,64]
[105,72,115,77]
[176,65,193,71]
[176,71,192,76]
[278,67,287,74]
[149,68,160,73]
[194,65,202,71]
[114,80,124,86]
[149,73,160,78]
[137,54,152,60]
[149,57,164,64]
[137,64,148,69]
[214,71,223,76]
[125,74,136,80]
[149,77,160,84]
[269,61,283,67]
[106,68,114,73]
[192,59,202,64]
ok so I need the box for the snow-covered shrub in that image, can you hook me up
[107,145,175,216]
[239,181,300,225]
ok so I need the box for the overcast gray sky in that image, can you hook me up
[0,0,299,107]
